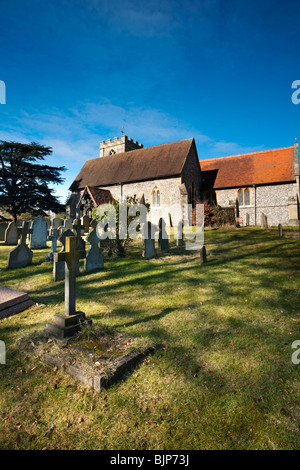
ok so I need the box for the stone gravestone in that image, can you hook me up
[7,221,33,268]
[278,223,283,237]
[0,222,8,241]
[81,215,90,234]
[44,236,92,339]
[176,220,184,247]
[261,213,268,230]
[142,221,156,260]
[64,218,73,230]
[200,246,207,264]
[46,228,59,262]
[5,222,18,245]
[158,218,169,252]
[52,217,63,230]
[85,228,104,272]
[30,216,48,249]
[73,220,86,274]
[246,213,250,227]
[0,285,34,320]
[53,229,74,281]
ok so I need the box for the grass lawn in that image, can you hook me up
[0,227,299,450]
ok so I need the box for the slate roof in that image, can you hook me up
[70,138,194,190]
[200,147,296,189]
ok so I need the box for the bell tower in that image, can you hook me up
[99,135,143,158]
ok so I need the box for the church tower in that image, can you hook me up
[99,135,143,157]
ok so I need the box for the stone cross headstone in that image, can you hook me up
[176,220,184,247]
[5,222,18,246]
[53,229,74,281]
[7,221,33,268]
[0,222,8,241]
[45,236,92,339]
[142,221,156,260]
[46,228,59,262]
[200,245,207,264]
[158,218,169,252]
[278,223,283,237]
[85,228,104,272]
[30,216,47,249]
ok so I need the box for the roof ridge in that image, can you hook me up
[200,146,294,163]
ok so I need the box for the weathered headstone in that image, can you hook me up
[246,213,250,227]
[261,213,268,230]
[5,222,18,245]
[30,216,47,249]
[52,217,63,230]
[158,218,169,252]
[0,222,8,241]
[85,228,104,272]
[278,223,283,237]
[64,218,73,230]
[81,215,90,234]
[7,221,33,269]
[200,246,207,264]
[53,229,74,281]
[44,236,92,339]
[142,222,156,260]
[176,220,184,247]
[73,220,86,274]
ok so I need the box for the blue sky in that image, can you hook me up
[1,0,300,201]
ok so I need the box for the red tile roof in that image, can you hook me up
[200,147,296,189]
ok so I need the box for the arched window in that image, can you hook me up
[152,187,160,207]
[238,189,244,206]
[244,188,250,206]
[237,188,251,206]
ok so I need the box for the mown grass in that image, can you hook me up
[0,227,299,450]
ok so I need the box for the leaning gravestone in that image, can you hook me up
[142,221,156,260]
[53,229,74,281]
[158,218,169,252]
[85,228,104,272]
[0,222,8,241]
[5,222,18,245]
[7,221,33,269]
[30,216,47,249]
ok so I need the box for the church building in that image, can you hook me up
[67,134,300,227]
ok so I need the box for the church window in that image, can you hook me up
[237,188,251,206]
[152,187,160,207]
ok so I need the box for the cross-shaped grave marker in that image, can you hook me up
[44,236,92,339]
